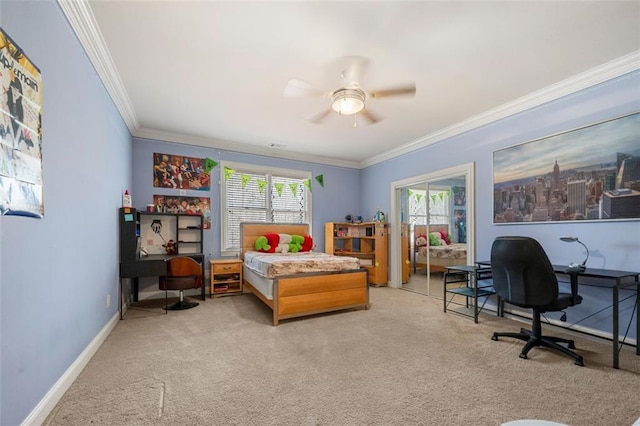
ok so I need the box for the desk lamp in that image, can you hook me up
[560,236,589,272]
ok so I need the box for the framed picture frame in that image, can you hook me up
[493,112,640,224]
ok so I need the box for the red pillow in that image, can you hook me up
[439,231,451,245]
[301,235,314,252]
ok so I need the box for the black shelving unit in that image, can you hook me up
[443,264,496,323]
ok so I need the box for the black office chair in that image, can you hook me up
[490,236,584,366]
[159,257,202,311]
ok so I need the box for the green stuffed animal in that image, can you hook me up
[290,235,305,253]
[255,236,270,251]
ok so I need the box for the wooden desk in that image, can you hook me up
[553,265,639,369]
[119,253,205,319]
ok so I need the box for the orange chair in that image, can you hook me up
[159,257,203,311]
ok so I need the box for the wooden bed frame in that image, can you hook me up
[413,224,467,273]
[240,222,370,326]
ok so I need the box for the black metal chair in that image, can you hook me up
[490,236,584,366]
[159,257,202,311]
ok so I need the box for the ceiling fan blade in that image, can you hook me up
[360,109,382,124]
[307,108,332,124]
[339,56,370,87]
[369,83,416,99]
[284,79,325,97]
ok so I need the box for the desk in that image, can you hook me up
[443,264,496,323]
[479,260,639,369]
[119,253,205,319]
[552,265,639,370]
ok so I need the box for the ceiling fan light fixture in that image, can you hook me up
[331,88,365,115]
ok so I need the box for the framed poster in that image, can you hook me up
[153,152,210,191]
[0,27,43,217]
[493,113,640,224]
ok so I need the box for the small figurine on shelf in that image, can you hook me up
[163,239,177,255]
[373,208,385,222]
[345,213,363,224]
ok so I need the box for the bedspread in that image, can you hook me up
[418,243,467,259]
[244,251,360,279]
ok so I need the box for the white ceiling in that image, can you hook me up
[63,1,640,168]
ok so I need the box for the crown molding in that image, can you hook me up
[58,0,637,170]
[57,0,139,131]
[133,127,362,169]
[360,50,640,169]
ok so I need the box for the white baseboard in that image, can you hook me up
[22,312,120,426]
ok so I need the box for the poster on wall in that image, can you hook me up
[493,113,640,224]
[153,194,211,229]
[153,152,210,191]
[0,27,43,217]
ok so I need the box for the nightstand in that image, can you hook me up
[209,258,243,297]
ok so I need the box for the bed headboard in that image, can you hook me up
[240,222,310,259]
[414,224,448,238]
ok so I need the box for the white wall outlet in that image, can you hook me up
[106,294,111,309]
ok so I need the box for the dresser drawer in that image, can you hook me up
[211,262,242,274]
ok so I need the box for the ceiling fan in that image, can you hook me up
[283,56,416,127]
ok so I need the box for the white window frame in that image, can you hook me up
[220,161,312,256]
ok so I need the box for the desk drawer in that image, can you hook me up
[212,262,242,274]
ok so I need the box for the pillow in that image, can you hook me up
[254,233,279,253]
[301,235,314,252]
[439,231,451,245]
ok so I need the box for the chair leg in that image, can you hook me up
[492,311,583,366]
[166,290,199,311]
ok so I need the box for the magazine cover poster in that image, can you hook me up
[0,27,43,216]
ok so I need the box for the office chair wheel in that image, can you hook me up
[568,342,576,349]
[491,333,499,341]
[519,353,528,360]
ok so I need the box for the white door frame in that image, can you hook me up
[388,162,475,289]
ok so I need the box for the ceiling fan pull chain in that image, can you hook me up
[353,114,358,128]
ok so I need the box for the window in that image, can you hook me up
[408,188,450,226]
[221,161,312,254]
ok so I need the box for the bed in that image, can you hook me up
[413,224,467,273]
[240,222,370,325]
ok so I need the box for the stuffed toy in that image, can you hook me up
[428,233,441,246]
[255,233,279,253]
[301,235,314,252]
[438,231,451,245]
[290,235,305,253]
[415,235,427,247]
[163,239,177,254]
[275,233,292,253]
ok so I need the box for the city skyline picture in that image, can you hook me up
[493,112,640,224]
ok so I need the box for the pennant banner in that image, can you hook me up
[303,178,312,193]
[223,166,235,180]
[241,173,252,188]
[257,178,267,194]
[204,158,218,173]
[274,182,284,197]
[315,174,324,187]
[416,194,423,202]
[289,182,298,197]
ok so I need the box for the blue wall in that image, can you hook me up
[132,138,362,257]
[1,1,638,424]
[360,71,640,338]
[0,1,132,424]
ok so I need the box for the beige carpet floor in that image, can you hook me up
[45,287,639,426]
